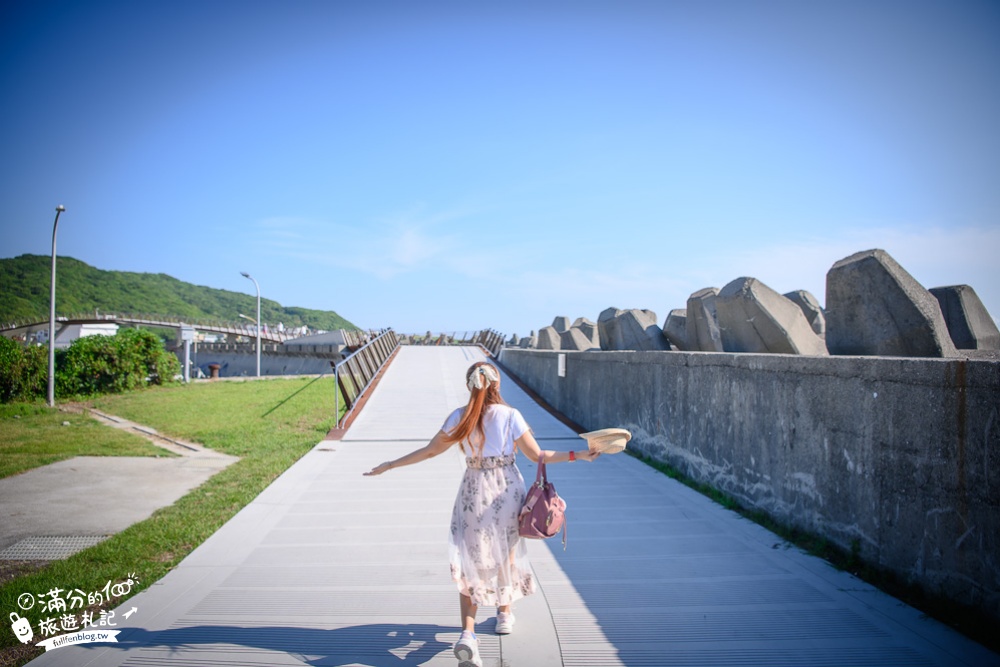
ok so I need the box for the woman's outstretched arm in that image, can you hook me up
[363,429,454,476]
[515,429,599,464]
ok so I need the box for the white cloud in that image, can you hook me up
[250,214,1000,334]
[251,206,475,280]
[486,224,1000,333]
[715,225,1000,313]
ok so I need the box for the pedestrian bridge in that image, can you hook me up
[29,346,998,667]
[0,313,293,343]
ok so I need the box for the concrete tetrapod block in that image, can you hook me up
[598,308,670,351]
[597,307,624,351]
[519,333,536,349]
[508,333,521,347]
[686,288,725,352]
[784,289,826,336]
[663,309,688,351]
[572,317,600,347]
[716,277,829,355]
[551,316,571,333]
[536,326,562,350]
[560,327,599,351]
[929,285,1000,350]
[826,249,958,357]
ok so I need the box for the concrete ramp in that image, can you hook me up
[27,346,998,666]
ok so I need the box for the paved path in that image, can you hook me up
[0,412,236,556]
[27,346,999,666]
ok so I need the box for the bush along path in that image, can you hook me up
[0,328,180,405]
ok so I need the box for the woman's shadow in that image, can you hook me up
[85,623,455,666]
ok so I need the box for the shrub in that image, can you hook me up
[55,328,180,397]
[0,336,48,402]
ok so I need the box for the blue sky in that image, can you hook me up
[2,0,998,335]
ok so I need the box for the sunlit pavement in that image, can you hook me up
[26,346,999,666]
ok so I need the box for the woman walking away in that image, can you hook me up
[364,361,598,667]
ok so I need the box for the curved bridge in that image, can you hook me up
[0,313,293,343]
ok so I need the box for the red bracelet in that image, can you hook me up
[569,450,576,462]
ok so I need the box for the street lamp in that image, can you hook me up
[240,272,261,377]
[48,205,65,407]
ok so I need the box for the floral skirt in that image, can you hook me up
[449,455,536,606]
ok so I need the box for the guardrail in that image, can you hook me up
[400,329,505,356]
[0,312,295,342]
[334,328,400,428]
[474,329,505,356]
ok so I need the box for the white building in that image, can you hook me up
[53,323,119,349]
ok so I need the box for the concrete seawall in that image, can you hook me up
[499,348,1000,622]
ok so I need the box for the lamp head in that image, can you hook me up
[56,205,65,212]
[240,272,250,278]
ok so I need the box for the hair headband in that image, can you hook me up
[467,365,499,391]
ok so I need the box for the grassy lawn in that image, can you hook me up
[0,376,342,666]
[0,404,171,479]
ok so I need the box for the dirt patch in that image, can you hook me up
[0,559,48,587]
[0,642,42,667]
[0,562,49,666]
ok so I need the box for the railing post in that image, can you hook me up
[332,328,400,429]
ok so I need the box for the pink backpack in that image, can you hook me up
[518,453,567,548]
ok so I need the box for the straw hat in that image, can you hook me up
[579,428,631,454]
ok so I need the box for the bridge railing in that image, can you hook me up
[0,312,295,342]
[474,329,505,356]
[334,328,400,428]
[400,329,505,356]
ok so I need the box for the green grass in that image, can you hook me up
[0,404,172,479]
[0,376,343,665]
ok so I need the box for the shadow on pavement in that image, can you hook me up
[78,623,454,667]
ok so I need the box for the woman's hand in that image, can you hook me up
[576,449,600,462]
[363,461,393,476]
[362,430,453,477]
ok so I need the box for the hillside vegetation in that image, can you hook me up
[0,254,357,331]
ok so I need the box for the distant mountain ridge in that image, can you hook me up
[0,254,358,331]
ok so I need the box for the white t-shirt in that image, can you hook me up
[442,404,530,457]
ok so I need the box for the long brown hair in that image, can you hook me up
[442,362,507,457]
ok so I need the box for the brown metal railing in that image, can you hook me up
[0,312,295,343]
[334,328,400,427]
[474,329,505,356]
[400,329,505,356]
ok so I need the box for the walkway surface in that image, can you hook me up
[1,412,237,557]
[27,346,999,667]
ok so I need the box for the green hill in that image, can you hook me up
[0,255,358,331]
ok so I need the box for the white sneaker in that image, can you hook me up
[495,611,515,635]
[454,630,482,667]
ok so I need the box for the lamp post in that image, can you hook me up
[48,205,65,407]
[240,272,261,377]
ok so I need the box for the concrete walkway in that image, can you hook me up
[26,346,999,666]
[0,412,237,557]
